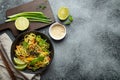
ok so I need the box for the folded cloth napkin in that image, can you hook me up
[0,33,41,80]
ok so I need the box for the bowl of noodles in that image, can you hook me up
[11,31,54,74]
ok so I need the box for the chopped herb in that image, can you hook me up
[68,15,73,22]
[39,5,47,10]
[64,15,73,25]
[36,35,41,42]
[64,21,71,25]
[30,56,44,65]
[22,41,28,49]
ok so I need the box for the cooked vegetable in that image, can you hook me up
[6,12,51,23]
[15,17,29,31]
[14,33,50,71]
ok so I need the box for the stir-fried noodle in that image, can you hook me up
[15,33,50,71]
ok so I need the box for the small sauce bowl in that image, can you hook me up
[49,22,66,40]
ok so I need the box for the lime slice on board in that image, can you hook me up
[14,57,25,65]
[15,17,29,31]
[58,7,69,20]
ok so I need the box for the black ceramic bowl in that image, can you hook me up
[11,31,54,74]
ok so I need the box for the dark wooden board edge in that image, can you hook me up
[0,0,55,36]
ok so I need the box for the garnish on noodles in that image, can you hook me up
[14,33,50,71]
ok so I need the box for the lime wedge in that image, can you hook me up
[14,64,27,70]
[58,7,69,20]
[14,57,25,65]
[15,17,29,31]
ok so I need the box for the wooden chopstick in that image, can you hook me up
[0,48,16,80]
[0,41,29,80]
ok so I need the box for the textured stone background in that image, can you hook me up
[1,0,120,80]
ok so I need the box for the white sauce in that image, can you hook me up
[51,25,65,39]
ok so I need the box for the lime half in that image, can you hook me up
[58,7,69,20]
[15,17,29,31]
[14,57,25,65]
[14,64,27,70]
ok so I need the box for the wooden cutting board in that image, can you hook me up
[0,0,55,36]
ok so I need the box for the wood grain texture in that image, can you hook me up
[0,0,55,36]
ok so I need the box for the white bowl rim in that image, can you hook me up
[49,22,66,40]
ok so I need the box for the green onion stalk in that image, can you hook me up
[6,12,51,24]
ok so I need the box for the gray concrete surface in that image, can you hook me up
[1,0,120,80]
